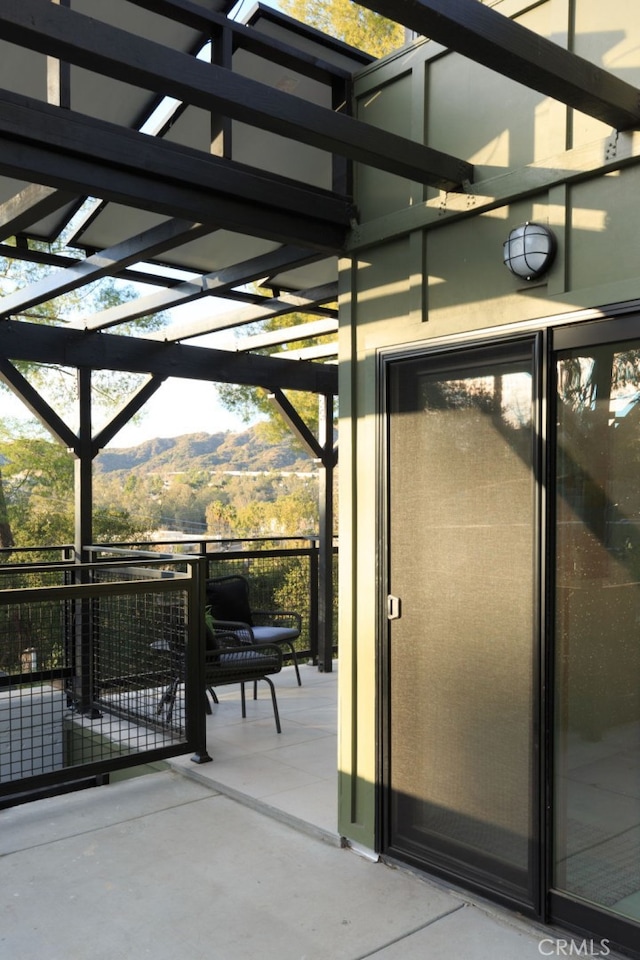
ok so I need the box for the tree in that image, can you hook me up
[216,312,337,443]
[0,237,167,548]
[280,0,404,58]
[0,469,14,548]
[205,499,237,538]
[0,430,146,549]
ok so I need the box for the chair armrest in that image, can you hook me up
[251,610,302,632]
[209,620,256,645]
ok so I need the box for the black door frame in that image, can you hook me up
[377,318,640,957]
[378,331,546,919]
[547,314,640,959]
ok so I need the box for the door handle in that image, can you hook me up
[387,595,401,620]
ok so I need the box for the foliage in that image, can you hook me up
[279,0,404,58]
[0,237,171,547]
[216,312,337,444]
[557,349,640,414]
[78,422,320,538]
[0,431,145,550]
[0,239,166,414]
[0,469,14,548]
[1,428,319,542]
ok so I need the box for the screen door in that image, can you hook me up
[384,338,539,907]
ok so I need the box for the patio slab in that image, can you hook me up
[1,662,627,960]
[2,769,553,960]
[169,660,341,842]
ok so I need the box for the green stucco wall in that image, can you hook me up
[337,0,640,850]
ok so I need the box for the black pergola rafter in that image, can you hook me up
[154,282,338,343]
[0,185,77,243]
[0,219,216,320]
[0,90,351,253]
[127,0,373,83]
[0,0,472,190]
[232,318,338,353]
[357,0,640,130]
[0,319,338,396]
[77,246,329,332]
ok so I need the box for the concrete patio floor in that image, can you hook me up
[0,663,623,960]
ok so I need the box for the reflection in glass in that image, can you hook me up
[554,343,640,921]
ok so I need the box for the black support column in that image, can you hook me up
[317,393,337,673]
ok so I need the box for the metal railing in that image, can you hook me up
[88,536,339,665]
[0,537,337,806]
[0,552,208,807]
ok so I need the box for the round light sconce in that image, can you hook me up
[502,222,557,281]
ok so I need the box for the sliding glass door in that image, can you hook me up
[381,320,640,952]
[552,326,640,932]
[384,337,540,908]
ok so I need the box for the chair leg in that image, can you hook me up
[205,686,220,714]
[261,676,282,733]
[157,676,180,723]
[286,642,301,686]
[240,682,247,718]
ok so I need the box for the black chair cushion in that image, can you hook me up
[205,577,254,626]
[205,647,281,684]
[251,625,299,642]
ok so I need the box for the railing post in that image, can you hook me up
[188,555,212,764]
[73,368,101,717]
[309,542,319,664]
[317,394,336,672]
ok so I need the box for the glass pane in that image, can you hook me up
[554,343,640,921]
[388,345,536,899]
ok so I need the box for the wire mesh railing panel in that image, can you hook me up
[0,558,198,804]
[1,592,73,787]
[205,550,315,655]
[91,587,188,737]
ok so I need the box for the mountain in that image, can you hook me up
[94,424,315,477]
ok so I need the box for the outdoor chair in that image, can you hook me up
[152,627,283,732]
[205,574,302,686]
[205,627,283,733]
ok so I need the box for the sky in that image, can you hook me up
[100,379,253,448]
[2,282,261,449]
[2,375,254,449]
[1,0,291,450]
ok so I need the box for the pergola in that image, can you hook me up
[2,0,639,671]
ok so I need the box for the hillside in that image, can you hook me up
[95,423,315,477]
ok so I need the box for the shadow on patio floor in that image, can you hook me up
[169,660,339,842]
[0,662,588,960]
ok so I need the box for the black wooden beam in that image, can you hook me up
[79,246,325,331]
[0,357,79,451]
[0,0,472,189]
[156,281,338,342]
[127,0,371,81]
[0,243,186,289]
[0,90,350,253]
[269,388,324,461]
[0,184,76,242]
[0,219,214,319]
[0,319,339,395]
[92,375,166,455]
[357,0,640,130]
